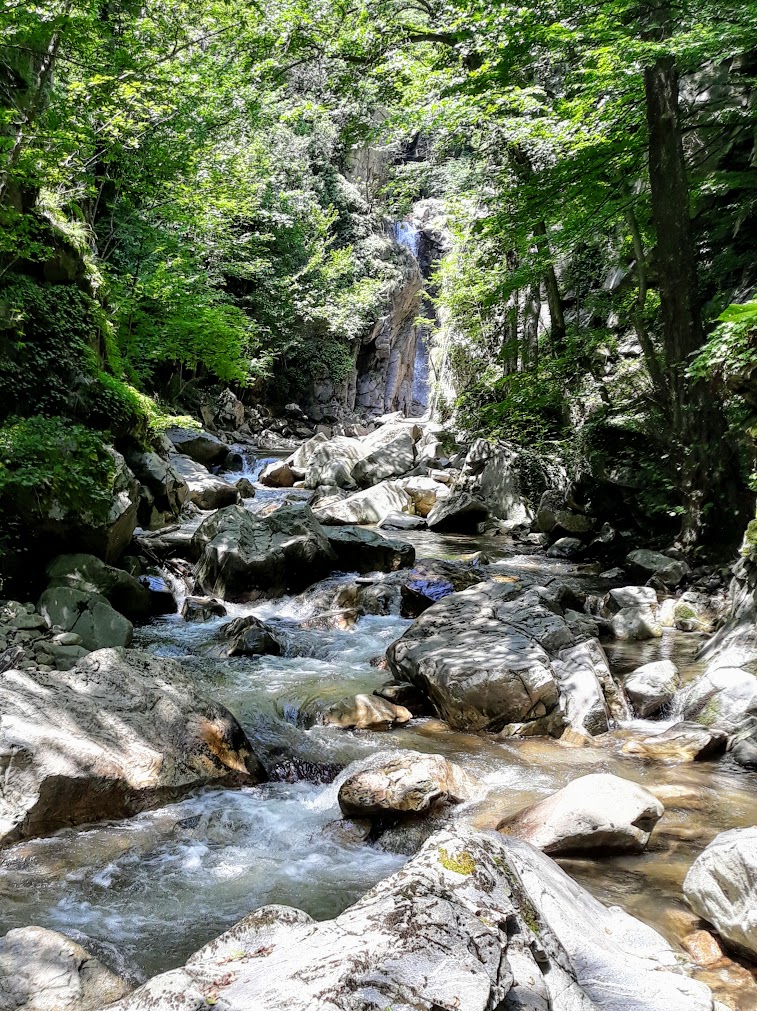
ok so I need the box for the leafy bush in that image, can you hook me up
[690,301,757,384]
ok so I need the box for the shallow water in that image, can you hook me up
[2,484,757,1005]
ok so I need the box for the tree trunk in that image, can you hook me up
[644,55,746,549]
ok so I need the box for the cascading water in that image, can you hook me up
[393,219,431,418]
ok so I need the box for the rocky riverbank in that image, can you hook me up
[1,411,757,1010]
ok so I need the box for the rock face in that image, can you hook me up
[45,553,150,618]
[313,480,413,526]
[325,526,415,574]
[37,587,133,652]
[426,491,489,532]
[0,648,263,846]
[684,827,757,959]
[338,753,477,820]
[104,828,714,1011]
[0,925,132,1011]
[165,426,228,466]
[193,503,336,599]
[387,582,618,736]
[498,773,664,855]
[170,454,239,510]
[125,449,189,529]
[624,659,681,717]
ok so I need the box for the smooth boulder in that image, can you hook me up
[620,722,728,762]
[0,647,264,846]
[104,828,714,1011]
[684,827,757,958]
[497,773,664,855]
[260,460,296,488]
[325,526,414,574]
[170,454,238,511]
[37,587,133,652]
[165,426,228,466]
[626,548,690,587]
[318,694,412,730]
[313,480,413,526]
[0,925,132,1011]
[602,585,662,641]
[676,665,757,732]
[45,553,150,618]
[352,427,416,486]
[193,503,336,599]
[426,491,488,532]
[338,753,477,820]
[624,659,681,717]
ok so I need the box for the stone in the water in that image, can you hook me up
[497,772,664,854]
[314,479,413,526]
[620,721,728,762]
[45,553,151,618]
[222,615,282,656]
[684,826,757,959]
[676,665,757,733]
[0,925,132,1011]
[626,548,690,586]
[0,647,264,846]
[338,752,477,820]
[320,693,412,730]
[325,526,415,574]
[170,454,238,510]
[165,426,228,466]
[426,491,488,532]
[260,459,296,487]
[602,584,662,640]
[399,558,486,618]
[181,596,227,622]
[547,536,584,559]
[624,659,680,717]
[105,827,715,1011]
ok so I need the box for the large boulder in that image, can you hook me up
[0,925,132,1011]
[287,432,328,472]
[388,583,618,735]
[303,436,364,488]
[170,454,239,511]
[37,587,133,652]
[426,491,489,532]
[399,558,487,617]
[338,753,477,821]
[0,648,263,846]
[260,460,296,488]
[676,665,757,732]
[624,659,680,717]
[45,553,150,618]
[325,526,415,574]
[165,426,228,466]
[463,439,550,524]
[352,426,416,486]
[193,503,336,600]
[498,773,664,855]
[313,480,413,526]
[602,585,662,641]
[620,722,728,762]
[399,475,450,517]
[625,548,690,587]
[81,448,140,563]
[126,448,189,528]
[104,828,714,1011]
[684,827,757,959]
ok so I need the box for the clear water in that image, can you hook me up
[2,496,757,1005]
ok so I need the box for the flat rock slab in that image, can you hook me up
[103,827,714,1011]
[0,648,263,846]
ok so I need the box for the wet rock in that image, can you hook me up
[235,477,256,499]
[325,526,415,574]
[399,559,487,618]
[37,587,133,651]
[602,585,662,640]
[624,659,681,717]
[426,491,488,532]
[684,827,757,959]
[377,511,426,530]
[222,615,282,657]
[731,735,757,770]
[0,647,264,846]
[107,827,715,1011]
[45,553,151,618]
[313,480,413,525]
[547,536,584,559]
[302,436,363,488]
[170,454,238,510]
[498,772,664,855]
[0,925,132,1010]
[388,583,581,733]
[626,548,690,587]
[181,596,227,622]
[165,426,228,466]
[373,681,431,712]
[319,693,412,730]
[193,503,336,600]
[260,460,296,488]
[338,753,477,820]
[125,449,189,528]
[553,638,628,734]
[620,722,728,762]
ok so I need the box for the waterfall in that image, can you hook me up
[393,219,430,417]
[393,220,420,258]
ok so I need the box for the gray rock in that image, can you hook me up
[181,596,227,622]
[314,480,413,526]
[222,615,282,656]
[315,693,412,730]
[338,752,477,820]
[260,460,296,488]
[626,548,690,587]
[193,503,336,600]
[426,492,488,532]
[547,536,583,559]
[377,511,427,530]
[0,648,263,846]
[325,526,415,574]
[624,659,680,717]
[398,475,449,517]
[553,638,628,734]
[352,427,416,486]
[104,827,714,1011]
[677,665,757,732]
[620,722,728,762]
[170,454,238,510]
[165,426,228,466]
[0,925,132,1010]
[498,773,664,855]
[37,588,133,651]
[125,449,189,527]
[45,553,151,618]
[303,436,363,488]
[684,827,757,958]
[603,585,662,641]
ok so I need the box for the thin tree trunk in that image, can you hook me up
[624,203,668,405]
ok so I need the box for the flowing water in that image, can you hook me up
[2,466,757,1004]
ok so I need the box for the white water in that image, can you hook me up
[393,219,431,417]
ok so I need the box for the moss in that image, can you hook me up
[438,846,476,876]
[674,603,698,621]
[742,518,757,560]
[693,697,721,726]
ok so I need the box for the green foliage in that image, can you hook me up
[0,415,115,523]
[690,302,757,385]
